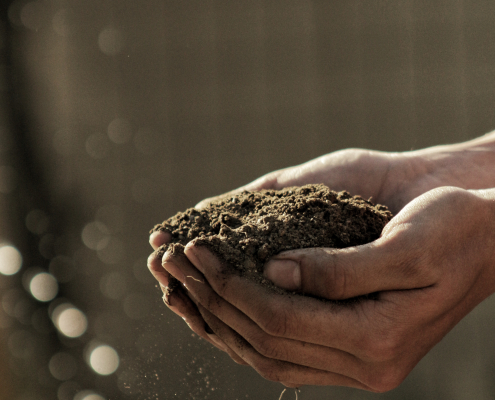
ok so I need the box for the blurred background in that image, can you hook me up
[0,0,495,399]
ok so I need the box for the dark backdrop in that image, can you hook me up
[1,1,495,399]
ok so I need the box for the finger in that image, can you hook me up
[147,247,170,286]
[147,247,171,287]
[183,243,384,355]
[263,234,436,300]
[162,249,247,364]
[150,246,227,353]
[197,304,370,390]
[163,244,368,380]
[162,285,226,351]
[149,230,171,250]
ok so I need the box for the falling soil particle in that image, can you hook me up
[151,184,392,294]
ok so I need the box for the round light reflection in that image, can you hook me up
[81,221,110,250]
[89,345,119,376]
[108,118,132,144]
[83,395,106,400]
[98,27,124,56]
[25,209,49,235]
[49,352,77,381]
[53,304,87,338]
[74,390,106,400]
[52,8,70,37]
[29,272,58,302]
[0,244,22,275]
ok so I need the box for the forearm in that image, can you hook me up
[468,187,495,299]
[406,130,495,190]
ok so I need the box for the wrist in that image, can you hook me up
[470,188,495,297]
[403,131,495,190]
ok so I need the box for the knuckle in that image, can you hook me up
[250,335,287,361]
[258,308,288,337]
[208,270,231,298]
[253,360,283,382]
[303,250,348,299]
[395,244,436,284]
[203,292,220,313]
[327,262,348,299]
[360,331,402,362]
[366,365,407,393]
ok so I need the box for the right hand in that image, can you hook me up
[148,143,493,376]
[166,186,495,390]
[192,148,452,215]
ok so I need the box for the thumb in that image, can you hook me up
[263,239,432,300]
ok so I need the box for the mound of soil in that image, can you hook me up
[151,184,392,292]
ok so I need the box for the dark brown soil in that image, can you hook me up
[151,184,392,293]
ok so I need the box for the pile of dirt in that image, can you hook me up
[151,184,392,291]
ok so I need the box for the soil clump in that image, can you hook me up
[151,184,392,293]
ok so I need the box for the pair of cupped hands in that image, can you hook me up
[148,146,495,392]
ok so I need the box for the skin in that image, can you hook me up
[148,131,495,392]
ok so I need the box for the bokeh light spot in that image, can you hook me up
[57,380,81,400]
[96,204,123,233]
[0,244,22,275]
[8,330,35,359]
[89,345,119,375]
[20,1,45,31]
[97,237,124,264]
[53,304,88,338]
[49,352,77,381]
[82,395,106,400]
[99,272,127,300]
[25,209,50,235]
[108,118,132,144]
[74,390,106,400]
[2,288,24,316]
[85,133,110,159]
[98,27,124,56]
[29,272,58,302]
[81,221,110,250]
[52,8,70,37]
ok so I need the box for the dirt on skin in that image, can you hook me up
[151,184,392,295]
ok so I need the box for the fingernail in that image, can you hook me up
[147,252,157,268]
[264,259,301,291]
[162,252,186,283]
[149,231,168,250]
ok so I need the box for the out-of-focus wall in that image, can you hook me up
[1,1,495,399]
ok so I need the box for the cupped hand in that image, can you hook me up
[192,149,413,214]
[156,186,495,391]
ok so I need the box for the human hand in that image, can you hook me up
[150,139,495,250]
[192,149,412,214]
[189,142,495,216]
[155,186,495,391]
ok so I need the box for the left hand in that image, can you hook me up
[150,186,495,391]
